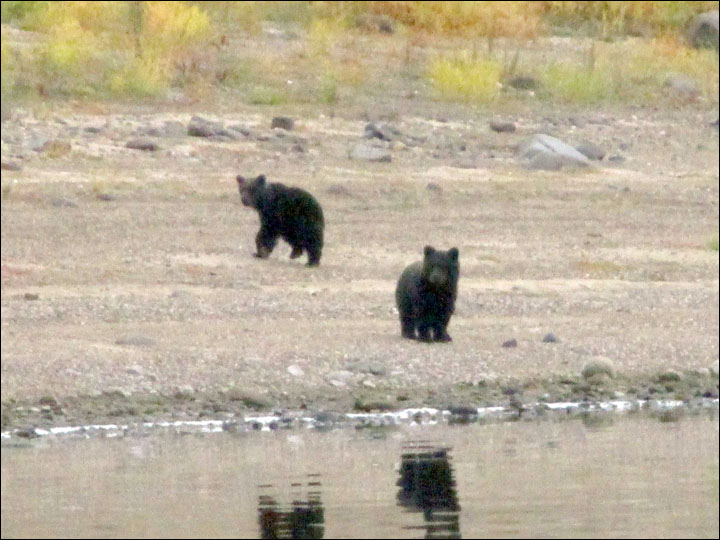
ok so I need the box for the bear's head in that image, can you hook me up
[236,174,266,208]
[422,245,459,291]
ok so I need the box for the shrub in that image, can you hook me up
[428,52,502,103]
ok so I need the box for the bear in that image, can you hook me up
[236,174,324,266]
[395,245,459,342]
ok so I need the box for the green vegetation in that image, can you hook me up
[428,52,502,103]
[708,235,719,251]
[1,1,717,104]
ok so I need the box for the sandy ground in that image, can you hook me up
[1,96,718,430]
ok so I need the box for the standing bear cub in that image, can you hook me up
[236,174,324,266]
[395,246,459,342]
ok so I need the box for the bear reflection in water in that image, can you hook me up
[397,443,461,539]
[258,474,324,539]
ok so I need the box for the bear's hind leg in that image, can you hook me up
[305,242,322,266]
[433,324,452,343]
[290,246,303,259]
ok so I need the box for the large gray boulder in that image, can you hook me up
[687,10,719,50]
[517,134,591,170]
[349,142,391,162]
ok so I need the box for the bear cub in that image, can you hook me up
[395,246,459,342]
[237,174,324,266]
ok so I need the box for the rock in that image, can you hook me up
[188,117,216,137]
[50,197,78,208]
[542,333,558,343]
[346,361,387,376]
[287,364,304,377]
[581,357,615,379]
[161,121,187,137]
[16,428,40,439]
[664,75,701,100]
[526,153,566,170]
[271,116,295,131]
[687,10,719,49]
[608,154,626,163]
[508,75,539,90]
[225,388,272,409]
[23,293,39,301]
[575,141,606,161]
[426,182,442,193]
[449,405,478,415]
[349,143,391,162]
[228,124,253,137]
[188,116,237,139]
[28,133,50,152]
[518,134,591,170]
[1,161,22,171]
[328,370,354,383]
[115,335,156,347]
[711,118,719,129]
[502,338,518,348]
[96,193,116,201]
[364,122,400,141]
[314,411,343,425]
[126,139,159,152]
[326,183,352,197]
[84,126,103,134]
[126,365,143,375]
[490,120,516,133]
[452,157,482,169]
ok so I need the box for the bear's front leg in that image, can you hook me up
[400,316,416,340]
[417,324,433,343]
[289,246,303,259]
[255,228,277,259]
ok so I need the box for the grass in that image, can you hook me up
[708,235,719,251]
[428,52,502,103]
[1,1,717,105]
[542,61,617,103]
[575,259,626,276]
[2,1,211,99]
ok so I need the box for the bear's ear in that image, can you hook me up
[448,247,459,260]
[256,174,267,186]
[236,175,245,185]
[424,245,435,258]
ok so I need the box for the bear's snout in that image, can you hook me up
[426,267,448,287]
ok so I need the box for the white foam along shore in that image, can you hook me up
[2,398,718,441]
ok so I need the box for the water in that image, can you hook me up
[2,414,718,538]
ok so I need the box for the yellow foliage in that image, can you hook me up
[109,54,171,97]
[364,1,545,38]
[307,17,345,56]
[40,19,97,75]
[142,1,211,54]
[428,52,502,102]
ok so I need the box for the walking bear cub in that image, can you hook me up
[236,174,324,266]
[395,246,459,342]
